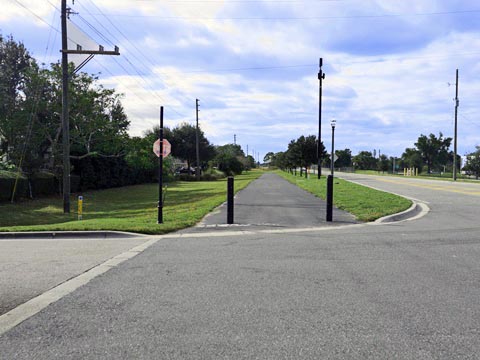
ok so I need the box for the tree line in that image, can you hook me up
[0,34,253,200]
[266,131,480,178]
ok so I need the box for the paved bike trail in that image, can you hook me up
[189,172,358,230]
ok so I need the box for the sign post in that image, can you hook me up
[152,107,172,224]
[153,108,171,224]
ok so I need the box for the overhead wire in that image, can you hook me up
[70,1,188,117]
[96,9,480,20]
[79,0,197,106]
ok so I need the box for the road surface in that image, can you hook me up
[1,172,480,359]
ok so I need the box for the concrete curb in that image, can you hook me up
[374,201,430,224]
[0,230,149,240]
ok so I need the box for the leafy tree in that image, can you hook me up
[286,139,301,174]
[377,154,389,173]
[272,151,287,170]
[401,147,423,172]
[299,135,318,176]
[0,34,37,168]
[414,132,452,173]
[352,151,377,170]
[212,144,244,175]
[263,152,275,164]
[335,148,352,168]
[285,135,323,177]
[124,126,174,179]
[170,123,215,170]
[464,146,480,179]
[245,155,256,169]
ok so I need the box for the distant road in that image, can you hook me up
[1,172,480,358]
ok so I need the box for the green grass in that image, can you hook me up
[276,171,412,222]
[0,171,262,234]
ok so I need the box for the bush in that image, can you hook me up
[175,172,225,182]
[0,171,28,202]
[31,172,57,196]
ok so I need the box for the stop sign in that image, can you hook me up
[153,139,171,158]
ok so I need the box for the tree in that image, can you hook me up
[377,154,389,173]
[335,148,352,168]
[284,135,323,177]
[170,123,215,170]
[124,126,174,180]
[352,151,377,170]
[414,132,452,173]
[213,144,245,175]
[0,34,37,167]
[464,146,480,179]
[263,152,275,164]
[286,138,301,174]
[401,148,423,172]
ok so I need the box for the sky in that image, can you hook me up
[1,0,479,161]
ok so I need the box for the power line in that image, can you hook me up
[95,9,480,20]
[81,0,197,105]
[74,0,194,112]
[177,51,480,74]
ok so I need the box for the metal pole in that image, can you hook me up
[317,58,325,179]
[61,0,71,213]
[453,69,459,181]
[227,176,234,224]
[331,125,335,175]
[158,106,164,224]
[326,175,333,222]
[195,99,201,180]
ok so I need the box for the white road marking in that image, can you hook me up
[0,238,158,337]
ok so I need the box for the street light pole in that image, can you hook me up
[330,119,336,175]
[317,58,325,179]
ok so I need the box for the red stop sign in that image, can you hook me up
[153,139,171,158]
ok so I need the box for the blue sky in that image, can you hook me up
[1,0,480,161]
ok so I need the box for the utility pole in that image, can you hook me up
[317,57,325,179]
[60,0,119,213]
[195,99,200,180]
[453,69,459,181]
[61,0,70,213]
[234,134,236,145]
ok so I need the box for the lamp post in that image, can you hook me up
[326,119,336,222]
[330,119,336,175]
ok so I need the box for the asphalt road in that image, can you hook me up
[1,172,480,359]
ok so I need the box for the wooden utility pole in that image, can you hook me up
[453,69,459,181]
[195,99,201,180]
[60,0,119,213]
[61,0,70,213]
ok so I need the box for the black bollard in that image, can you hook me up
[227,176,234,224]
[326,175,333,222]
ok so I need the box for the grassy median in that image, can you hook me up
[0,171,262,234]
[276,170,412,222]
